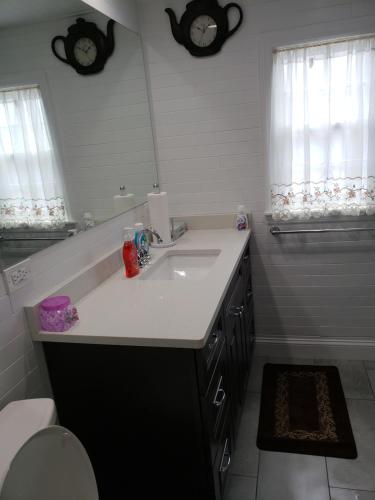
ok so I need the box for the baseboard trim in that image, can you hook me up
[255,336,375,360]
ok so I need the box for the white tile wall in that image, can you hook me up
[137,0,375,347]
[0,204,147,408]
[0,9,156,222]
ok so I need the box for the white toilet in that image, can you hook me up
[0,398,98,500]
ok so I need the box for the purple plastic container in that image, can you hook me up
[39,296,78,332]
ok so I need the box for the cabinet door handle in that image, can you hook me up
[229,305,244,317]
[246,289,252,300]
[213,376,226,407]
[208,331,219,351]
[219,438,231,473]
[243,254,249,263]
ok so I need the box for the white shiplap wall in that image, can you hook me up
[1,0,375,411]
[0,204,147,409]
[0,10,156,222]
[138,0,375,355]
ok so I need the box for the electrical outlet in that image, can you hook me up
[3,258,32,293]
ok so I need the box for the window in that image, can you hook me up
[0,86,66,227]
[269,35,375,220]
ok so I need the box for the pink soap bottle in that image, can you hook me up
[122,228,140,278]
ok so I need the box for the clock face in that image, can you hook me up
[73,37,98,67]
[190,15,218,48]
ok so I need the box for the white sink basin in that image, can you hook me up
[140,250,220,281]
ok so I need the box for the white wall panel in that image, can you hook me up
[138,0,375,348]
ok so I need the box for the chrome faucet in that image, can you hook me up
[144,228,163,245]
[135,228,163,268]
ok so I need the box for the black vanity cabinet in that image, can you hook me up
[223,240,254,440]
[43,236,254,500]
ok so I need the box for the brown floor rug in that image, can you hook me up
[257,364,357,459]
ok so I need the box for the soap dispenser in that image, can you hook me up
[122,228,140,278]
[236,205,249,231]
[134,222,151,267]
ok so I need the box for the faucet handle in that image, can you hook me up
[144,227,163,245]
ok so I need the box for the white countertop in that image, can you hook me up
[32,229,250,348]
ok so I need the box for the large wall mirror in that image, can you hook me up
[0,0,158,270]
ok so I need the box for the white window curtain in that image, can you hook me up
[0,86,66,227]
[269,36,375,220]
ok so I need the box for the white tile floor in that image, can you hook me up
[225,358,375,500]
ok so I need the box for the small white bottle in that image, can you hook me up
[83,212,95,230]
[236,205,249,231]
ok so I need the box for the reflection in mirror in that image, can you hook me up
[0,0,157,270]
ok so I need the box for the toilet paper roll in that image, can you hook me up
[147,191,172,245]
[113,194,135,216]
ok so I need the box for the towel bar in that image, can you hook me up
[270,225,375,235]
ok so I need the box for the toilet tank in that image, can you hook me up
[0,399,56,490]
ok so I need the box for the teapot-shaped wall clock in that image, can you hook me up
[51,18,115,75]
[165,0,243,57]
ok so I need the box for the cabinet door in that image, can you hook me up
[226,315,241,432]
[213,405,233,500]
[225,278,246,434]
[197,314,225,396]
[241,238,251,283]
[202,339,230,463]
[239,237,254,372]
[242,272,255,365]
[236,293,250,397]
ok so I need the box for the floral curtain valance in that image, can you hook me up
[269,36,375,220]
[0,86,67,227]
[0,197,66,228]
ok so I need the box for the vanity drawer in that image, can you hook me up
[213,406,233,500]
[223,236,250,313]
[203,340,229,459]
[197,313,225,395]
[239,237,251,283]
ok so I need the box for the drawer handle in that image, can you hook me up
[208,331,220,351]
[219,438,231,473]
[229,305,244,317]
[213,376,226,407]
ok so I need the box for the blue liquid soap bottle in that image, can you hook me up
[134,222,150,267]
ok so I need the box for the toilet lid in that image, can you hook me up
[0,425,98,500]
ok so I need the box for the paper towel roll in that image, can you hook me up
[113,194,135,216]
[147,191,172,245]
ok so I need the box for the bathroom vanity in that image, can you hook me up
[29,230,254,500]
